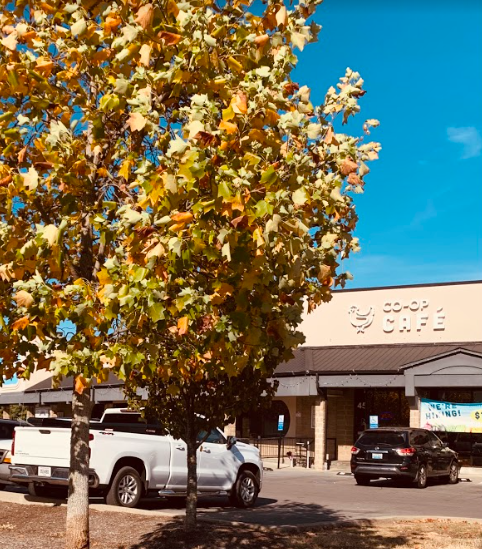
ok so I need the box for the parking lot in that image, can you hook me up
[3,467,482,527]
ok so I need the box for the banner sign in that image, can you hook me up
[420,398,482,433]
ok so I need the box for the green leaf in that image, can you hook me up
[149,303,165,322]
[100,94,120,112]
[218,181,231,199]
[260,166,278,187]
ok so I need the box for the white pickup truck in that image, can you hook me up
[10,409,262,508]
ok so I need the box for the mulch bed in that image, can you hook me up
[1,502,482,549]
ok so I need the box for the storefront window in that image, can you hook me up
[354,389,410,438]
[237,400,290,438]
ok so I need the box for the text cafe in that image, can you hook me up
[230,281,482,469]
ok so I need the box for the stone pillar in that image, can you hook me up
[313,396,327,470]
[408,395,421,428]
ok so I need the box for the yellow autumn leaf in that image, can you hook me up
[14,290,34,308]
[75,375,88,395]
[135,4,154,29]
[12,316,29,331]
[35,57,54,76]
[139,44,151,67]
[178,316,189,335]
[2,32,17,51]
[128,112,147,132]
[22,167,39,190]
[219,119,238,134]
[276,5,288,27]
[231,91,248,114]
[118,160,132,180]
[97,268,112,285]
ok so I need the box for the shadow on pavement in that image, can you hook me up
[127,506,410,549]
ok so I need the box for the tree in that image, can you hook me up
[0,0,380,545]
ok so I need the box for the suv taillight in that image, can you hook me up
[351,446,360,455]
[11,430,15,456]
[396,447,416,456]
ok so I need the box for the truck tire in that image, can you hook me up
[106,466,142,508]
[229,470,259,508]
[0,483,6,491]
[28,483,58,498]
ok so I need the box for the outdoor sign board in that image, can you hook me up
[369,415,379,429]
[420,398,482,433]
[277,414,285,432]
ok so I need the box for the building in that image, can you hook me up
[231,280,482,468]
[2,280,482,468]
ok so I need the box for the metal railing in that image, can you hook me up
[239,436,315,469]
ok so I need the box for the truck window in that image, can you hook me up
[197,429,226,444]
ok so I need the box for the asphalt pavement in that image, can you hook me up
[2,468,482,527]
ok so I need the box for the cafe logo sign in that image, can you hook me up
[349,306,375,333]
[349,299,446,334]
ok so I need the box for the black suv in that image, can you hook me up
[350,428,459,488]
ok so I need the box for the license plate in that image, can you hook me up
[38,466,51,477]
[372,453,383,460]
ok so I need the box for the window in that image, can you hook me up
[410,431,430,446]
[311,406,315,429]
[427,432,442,447]
[0,424,14,439]
[357,431,406,447]
[198,429,226,444]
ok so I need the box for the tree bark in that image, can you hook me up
[185,422,198,533]
[65,384,93,549]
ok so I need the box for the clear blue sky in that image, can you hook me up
[294,0,482,288]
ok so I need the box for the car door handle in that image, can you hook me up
[202,448,211,453]
[175,446,186,451]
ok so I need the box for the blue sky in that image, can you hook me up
[294,0,482,288]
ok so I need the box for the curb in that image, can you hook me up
[198,515,482,533]
[0,490,185,519]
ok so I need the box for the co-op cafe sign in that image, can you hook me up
[348,297,445,334]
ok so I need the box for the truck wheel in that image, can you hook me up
[416,464,427,489]
[106,466,142,508]
[0,483,6,491]
[230,470,259,508]
[28,483,57,498]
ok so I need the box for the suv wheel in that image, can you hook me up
[355,475,371,486]
[416,464,427,489]
[447,461,459,484]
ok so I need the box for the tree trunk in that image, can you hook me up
[185,424,198,533]
[65,385,93,549]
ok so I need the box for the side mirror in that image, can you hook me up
[227,435,237,450]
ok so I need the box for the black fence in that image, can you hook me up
[238,437,314,468]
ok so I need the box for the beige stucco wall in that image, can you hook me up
[301,282,482,347]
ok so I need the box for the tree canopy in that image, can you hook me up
[0,0,380,543]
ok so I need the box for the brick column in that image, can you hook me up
[313,396,327,470]
[408,396,421,428]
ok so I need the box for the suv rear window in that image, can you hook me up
[357,431,407,448]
